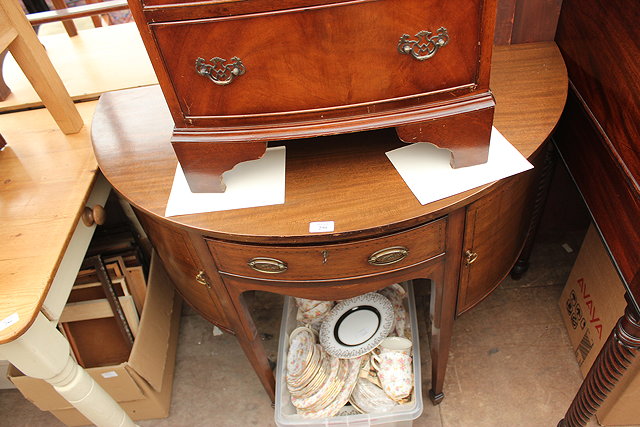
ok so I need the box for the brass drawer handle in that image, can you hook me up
[398,27,449,61]
[248,257,288,274]
[195,270,211,288]
[368,246,409,266]
[195,56,246,86]
[464,250,478,265]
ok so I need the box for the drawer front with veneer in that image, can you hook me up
[150,0,485,119]
[207,217,446,281]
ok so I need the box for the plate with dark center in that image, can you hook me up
[319,293,394,358]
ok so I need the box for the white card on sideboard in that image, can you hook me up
[385,127,533,205]
[165,146,286,217]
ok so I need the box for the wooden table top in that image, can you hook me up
[0,101,100,343]
[0,22,157,113]
[0,22,160,344]
[93,42,567,245]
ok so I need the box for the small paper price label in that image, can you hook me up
[0,313,19,331]
[101,371,118,379]
[309,221,335,233]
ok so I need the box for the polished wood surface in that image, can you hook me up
[556,0,640,297]
[0,101,99,344]
[457,152,541,314]
[494,0,562,44]
[92,42,567,403]
[554,1,640,425]
[172,140,267,193]
[129,0,497,192]
[396,107,494,168]
[151,0,484,117]
[510,0,562,43]
[93,43,566,242]
[555,93,640,303]
[209,219,446,281]
[0,23,156,113]
[494,0,518,44]
[556,0,640,190]
[136,213,232,331]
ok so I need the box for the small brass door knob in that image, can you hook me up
[195,270,211,288]
[464,249,478,265]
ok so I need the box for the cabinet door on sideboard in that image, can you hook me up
[456,150,542,314]
[137,212,232,331]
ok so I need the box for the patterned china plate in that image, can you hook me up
[291,354,341,410]
[300,357,363,418]
[320,293,394,358]
[287,327,316,377]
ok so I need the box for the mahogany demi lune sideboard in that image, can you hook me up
[127,0,497,192]
[91,43,567,405]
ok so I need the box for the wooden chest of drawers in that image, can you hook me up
[129,0,497,192]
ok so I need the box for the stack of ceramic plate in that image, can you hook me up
[295,357,362,418]
[287,344,328,397]
[286,327,322,395]
[349,377,398,414]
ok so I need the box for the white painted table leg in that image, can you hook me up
[0,313,136,427]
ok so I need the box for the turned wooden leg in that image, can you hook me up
[226,286,276,402]
[396,107,494,169]
[511,141,556,279]
[558,297,640,426]
[171,140,267,193]
[0,313,135,427]
[429,208,465,404]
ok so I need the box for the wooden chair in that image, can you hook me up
[30,0,129,37]
[0,0,127,134]
[0,0,82,133]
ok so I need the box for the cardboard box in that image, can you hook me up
[0,360,15,389]
[559,224,639,425]
[8,252,182,426]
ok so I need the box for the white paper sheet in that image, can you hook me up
[165,146,286,217]
[386,127,533,205]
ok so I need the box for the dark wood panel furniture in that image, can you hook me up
[127,0,497,192]
[91,43,567,404]
[554,1,640,425]
[493,0,562,45]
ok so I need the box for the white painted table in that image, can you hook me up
[0,102,135,427]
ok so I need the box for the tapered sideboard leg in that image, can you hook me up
[226,286,276,402]
[429,208,465,404]
[559,297,640,426]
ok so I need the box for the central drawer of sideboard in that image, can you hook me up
[206,217,446,281]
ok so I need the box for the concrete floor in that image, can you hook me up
[0,228,605,427]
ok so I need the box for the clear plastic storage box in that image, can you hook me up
[275,283,423,427]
